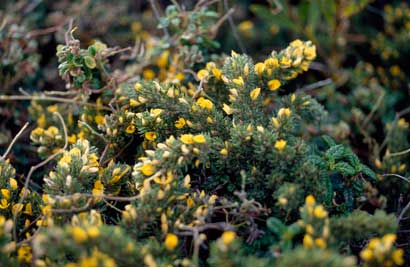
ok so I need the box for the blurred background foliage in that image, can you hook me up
[0,0,409,265]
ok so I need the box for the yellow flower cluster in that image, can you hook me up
[254,39,316,89]
[298,195,329,250]
[65,248,117,267]
[360,234,404,267]
[30,125,64,155]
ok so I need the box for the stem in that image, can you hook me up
[1,122,29,160]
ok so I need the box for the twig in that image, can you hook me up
[78,121,108,142]
[362,90,384,128]
[223,0,246,53]
[210,7,235,38]
[51,199,92,214]
[149,0,170,39]
[27,20,67,37]
[297,78,333,92]
[387,148,410,158]
[381,173,410,184]
[379,106,410,154]
[0,94,111,111]
[398,201,410,222]
[1,122,29,160]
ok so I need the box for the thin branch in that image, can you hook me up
[398,201,410,222]
[149,0,170,39]
[362,90,384,128]
[381,173,410,184]
[1,122,29,160]
[0,94,111,111]
[387,147,410,158]
[297,78,333,92]
[379,106,410,154]
[223,0,246,53]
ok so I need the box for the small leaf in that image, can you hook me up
[361,165,377,181]
[84,56,97,69]
[334,162,356,177]
[267,217,286,236]
[325,145,345,161]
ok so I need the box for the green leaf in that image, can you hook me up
[325,145,345,161]
[334,162,356,177]
[267,217,286,236]
[361,165,377,181]
[322,135,336,147]
[84,56,97,69]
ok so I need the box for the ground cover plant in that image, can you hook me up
[0,0,409,266]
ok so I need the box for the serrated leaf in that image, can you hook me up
[308,155,327,169]
[334,162,356,177]
[325,145,345,161]
[361,165,377,181]
[322,135,336,147]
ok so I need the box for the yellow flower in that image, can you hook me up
[232,76,244,87]
[360,248,372,261]
[180,134,194,145]
[271,117,280,128]
[24,203,33,215]
[17,245,32,263]
[1,189,10,200]
[212,68,222,80]
[9,178,18,190]
[305,195,315,206]
[92,180,104,196]
[46,105,58,113]
[264,58,279,68]
[143,69,155,80]
[238,20,253,33]
[94,115,105,125]
[313,205,327,218]
[145,132,157,141]
[221,231,236,245]
[254,62,265,75]
[268,79,281,91]
[278,108,291,118]
[220,148,228,156]
[304,46,316,60]
[392,249,404,265]
[196,97,213,111]
[303,234,314,248]
[175,118,186,129]
[314,238,326,249]
[125,125,136,134]
[134,83,142,92]
[193,134,206,144]
[87,226,100,239]
[0,199,9,209]
[222,104,234,115]
[280,57,292,68]
[129,99,139,107]
[72,226,88,243]
[250,87,261,101]
[274,139,287,151]
[164,233,179,250]
[398,118,409,128]
[68,134,77,144]
[156,50,170,68]
[141,163,155,176]
[197,69,209,80]
[290,39,304,47]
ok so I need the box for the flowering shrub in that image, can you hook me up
[0,0,409,266]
